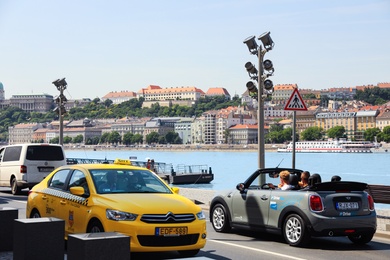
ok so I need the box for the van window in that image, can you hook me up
[26,146,65,161]
[3,146,22,162]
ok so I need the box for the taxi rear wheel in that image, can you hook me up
[30,209,41,218]
[87,220,104,233]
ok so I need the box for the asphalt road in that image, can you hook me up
[1,188,390,260]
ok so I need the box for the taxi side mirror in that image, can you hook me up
[171,187,180,194]
[70,186,87,197]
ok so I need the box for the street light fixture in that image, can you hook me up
[52,78,68,146]
[243,31,275,184]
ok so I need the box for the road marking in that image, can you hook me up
[208,239,307,260]
[0,197,27,204]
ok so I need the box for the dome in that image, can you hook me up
[0,82,3,90]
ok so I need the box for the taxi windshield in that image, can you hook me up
[90,169,172,194]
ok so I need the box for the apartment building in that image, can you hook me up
[8,123,45,144]
[228,124,258,144]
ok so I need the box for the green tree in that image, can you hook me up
[146,132,159,144]
[327,126,346,139]
[50,137,59,144]
[131,134,143,144]
[123,132,134,145]
[63,136,72,144]
[100,132,110,144]
[73,134,84,143]
[364,128,381,142]
[108,131,121,145]
[301,126,323,141]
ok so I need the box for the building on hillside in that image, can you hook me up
[8,123,45,144]
[64,98,91,110]
[137,85,204,102]
[215,106,256,144]
[101,91,137,104]
[174,118,195,144]
[315,111,357,140]
[143,118,178,143]
[191,116,205,144]
[63,127,102,143]
[0,82,4,100]
[355,110,379,141]
[110,118,148,139]
[202,111,217,144]
[228,124,258,144]
[376,108,390,131]
[271,84,297,104]
[205,87,231,100]
[295,109,318,135]
[264,104,293,118]
[10,94,54,113]
[377,82,390,89]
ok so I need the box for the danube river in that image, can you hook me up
[66,149,390,209]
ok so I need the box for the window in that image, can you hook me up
[26,145,64,161]
[68,170,89,194]
[49,169,70,190]
[3,146,22,161]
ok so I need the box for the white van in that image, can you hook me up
[0,144,66,194]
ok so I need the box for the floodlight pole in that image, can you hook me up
[258,45,266,184]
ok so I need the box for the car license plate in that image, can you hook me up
[336,202,359,210]
[156,227,188,236]
[38,167,54,172]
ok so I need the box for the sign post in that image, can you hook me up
[284,88,307,168]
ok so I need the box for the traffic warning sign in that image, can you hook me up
[284,88,307,111]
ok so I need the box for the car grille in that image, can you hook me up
[141,212,195,223]
[138,234,200,247]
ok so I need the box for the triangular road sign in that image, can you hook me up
[284,88,307,111]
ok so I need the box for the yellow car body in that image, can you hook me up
[26,160,207,255]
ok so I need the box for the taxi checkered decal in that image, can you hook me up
[43,188,89,206]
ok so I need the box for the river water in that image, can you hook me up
[66,149,390,209]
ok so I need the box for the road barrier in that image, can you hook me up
[0,207,18,252]
[367,184,390,204]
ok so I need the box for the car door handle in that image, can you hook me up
[261,195,268,200]
[60,199,67,205]
[42,195,47,200]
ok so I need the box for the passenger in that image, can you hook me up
[269,170,294,190]
[99,171,118,192]
[298,171,310,188]
[308,173,322,187]
[331,175,341,182]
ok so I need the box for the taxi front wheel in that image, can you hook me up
[30,209,41,218]
[87,220,104,233]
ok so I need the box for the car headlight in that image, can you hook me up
[196,210,206,220]
[106,209,138,221]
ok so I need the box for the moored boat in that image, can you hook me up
[277,139,379,153]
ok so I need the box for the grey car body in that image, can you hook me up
[210,168,377,247]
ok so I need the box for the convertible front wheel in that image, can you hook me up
[211,203,231,233]
[283,214,310,247]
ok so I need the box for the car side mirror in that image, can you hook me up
[70,186,89,197]
[236,183,245,193]
[171,187,180,194]
[269,172,279,178]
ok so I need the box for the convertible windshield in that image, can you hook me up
[90,169,172,194]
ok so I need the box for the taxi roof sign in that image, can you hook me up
[114,158,132,165]
[284,88,307,111]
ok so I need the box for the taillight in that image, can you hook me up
[367,193,375,211]
[20,165,27,173]
[309,195,323,211]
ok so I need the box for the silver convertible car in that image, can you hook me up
[210,168,376,247]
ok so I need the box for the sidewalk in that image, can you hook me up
[178,187,390,239]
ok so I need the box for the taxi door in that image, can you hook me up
[63,170,91,235]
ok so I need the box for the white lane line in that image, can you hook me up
[208,239,307,260]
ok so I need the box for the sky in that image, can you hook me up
[0,0,389,100]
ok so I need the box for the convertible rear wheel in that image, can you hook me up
[348,232,374,244]
[283,214,310,247]
[211,203,231,233]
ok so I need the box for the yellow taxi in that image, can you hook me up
[26,159,207,256]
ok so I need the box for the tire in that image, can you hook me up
[178,249,200,257]
[11,178,21,195]
[87,220,104,233]
[283,214,310,247]
[30,209,41,218]
[348,232,374,244]
[211,203,231,233]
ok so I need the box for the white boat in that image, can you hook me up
[277,139,379,153]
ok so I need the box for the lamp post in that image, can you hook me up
[52,78,68,146]
[244,32,275,184]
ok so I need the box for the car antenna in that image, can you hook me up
[276,158,284,168]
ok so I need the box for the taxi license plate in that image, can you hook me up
[156,227,188,236]
[336,202,359,210]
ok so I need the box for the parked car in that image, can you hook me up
[26,159,206,256]
[210,168,376,247]
[0,143,66,194]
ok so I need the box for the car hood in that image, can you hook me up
[95,193,202,213]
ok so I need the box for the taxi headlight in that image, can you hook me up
[106,209,138,221]
[196,210,206,220]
